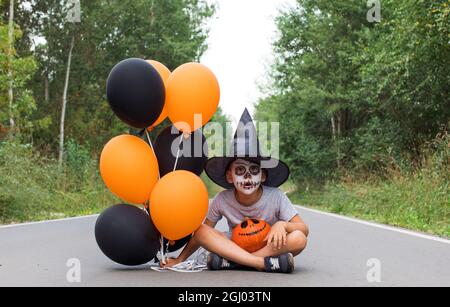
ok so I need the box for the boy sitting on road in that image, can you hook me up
[162,109,309,273]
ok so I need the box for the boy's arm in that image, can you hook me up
[266,215,309,250]
[162,219,217,267]
[272,215,309,238]
[284,215,309,237]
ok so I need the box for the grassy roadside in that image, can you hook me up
[288,134,449,238]
[289,171,449,238]
[0,142,117,224]
[1,140,448,239]
[0,141,222,225]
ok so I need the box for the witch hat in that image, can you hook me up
[205,108,289,189]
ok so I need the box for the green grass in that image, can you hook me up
[290,134,450,238]
[0,141,117,224]
[1,138,448,239]
[0,141,223,225]
[290,170,449,238]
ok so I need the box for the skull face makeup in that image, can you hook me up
[230,159,262,195]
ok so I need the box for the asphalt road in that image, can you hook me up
[0,206,449,287]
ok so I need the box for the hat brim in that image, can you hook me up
[205,157,290,189]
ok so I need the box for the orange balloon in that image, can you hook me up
[150,170,209,240]
[100,135,159,205]
[166,62,220,133]
[147,60,171,128]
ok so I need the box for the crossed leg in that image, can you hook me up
[192,224,307,270]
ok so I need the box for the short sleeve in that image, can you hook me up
[278,191,299,222]
[206,193,223,223]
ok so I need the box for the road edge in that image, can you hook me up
[296,205,450,244]
[1,206,448,245]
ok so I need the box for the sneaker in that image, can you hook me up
[207,253,240,271]
[264,253,295,274]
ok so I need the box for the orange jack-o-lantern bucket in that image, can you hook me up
[231,218,271,253]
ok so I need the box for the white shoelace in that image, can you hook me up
[221,259,230,268]
[270,258,280,270]
[150,248,209,273]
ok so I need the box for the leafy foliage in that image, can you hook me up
[290,133,450,237]
[257,0,450,186]
[0,1,221,223]
[1,0,215,154]
[0,21,37,139]
[0,140,117,223]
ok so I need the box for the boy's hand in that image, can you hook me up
[265,221,288,250]
[160,257,183,268]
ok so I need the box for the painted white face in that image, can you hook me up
[230,159,262,195]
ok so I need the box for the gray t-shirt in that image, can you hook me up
[207,186,299,231]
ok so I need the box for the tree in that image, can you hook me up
[59,0,81,166]
[0,18,37,141]
[2,0,215,156]
[7,0,13,129]
[58,34,75,166]
[257,0,369,185]
[355,0,450,157]
[257,0,449,187]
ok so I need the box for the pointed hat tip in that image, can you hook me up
[239,108,253,125]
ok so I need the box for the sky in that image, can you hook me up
[200,0,296,124]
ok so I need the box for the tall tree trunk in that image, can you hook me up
[46,5,52,105]
[44,76,49,103]
[8,0,15,130]
[337,111,342,138]
[331,114,342,169]
[336,111,343,169]
[59,35,75,167]
[331,116,337,142]
[150,0,155,27]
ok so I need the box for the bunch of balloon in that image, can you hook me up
[96,58,165,266]
[150,62,220,258]
[152,125,210,252]
[95,58,219,266]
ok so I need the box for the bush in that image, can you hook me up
[64,139,96,191]
[0,141,116,223]
[350,117,405,175]
[290,133,450,237]
[0,139,223,224]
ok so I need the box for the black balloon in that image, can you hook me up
[95,204,160,266]
[153,125,208,177]
[106,58,165,129]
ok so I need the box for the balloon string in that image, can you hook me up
[159,236,165,264]
[145,129,161,179]
[173,134,184,172]
[157,133,184,264]
[158,133,184,264]
[145,128,167,263]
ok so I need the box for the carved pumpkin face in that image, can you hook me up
[231,218,271,253]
